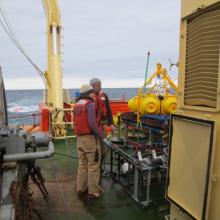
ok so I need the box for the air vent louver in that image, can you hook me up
[184,6,220,108]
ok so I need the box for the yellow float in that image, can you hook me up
[161,95,177,114]
[128,63,177,115]
[140,95,160,114]
[128,96,139,112]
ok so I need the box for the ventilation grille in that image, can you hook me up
[184,5,220,108]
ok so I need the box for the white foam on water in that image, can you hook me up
[7,103,38,113]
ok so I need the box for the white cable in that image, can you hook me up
[0,1,47,88]
[0,0,42,71]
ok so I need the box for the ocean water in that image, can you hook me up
[6,88,138,125]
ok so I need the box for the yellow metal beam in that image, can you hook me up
[42,0,66,137]
[42,0,61,26]
[162,69,178,93]
[42,0,63,109]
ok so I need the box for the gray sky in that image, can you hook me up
[0,0,180,89]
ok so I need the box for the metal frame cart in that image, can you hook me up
[104,112,170,207]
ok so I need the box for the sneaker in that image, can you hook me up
[88,188,104,199]
[88,193,100,199]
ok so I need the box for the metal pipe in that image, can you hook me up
[143,50,151,93]
[52,25,58,55]
[3,141,55,161]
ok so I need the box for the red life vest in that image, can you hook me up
[95,90,107,121]
[74,99,102,136]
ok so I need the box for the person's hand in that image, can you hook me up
[102,138,111,148]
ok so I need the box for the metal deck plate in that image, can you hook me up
[32,139,169,220]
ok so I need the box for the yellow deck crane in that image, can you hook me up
[42,0,71,138]
[42,0,63,108]
[0,0,69,138]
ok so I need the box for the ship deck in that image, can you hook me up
[32,138,169,220]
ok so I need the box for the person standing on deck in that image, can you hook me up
[74,84,104,198]
[89,78,115,160]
